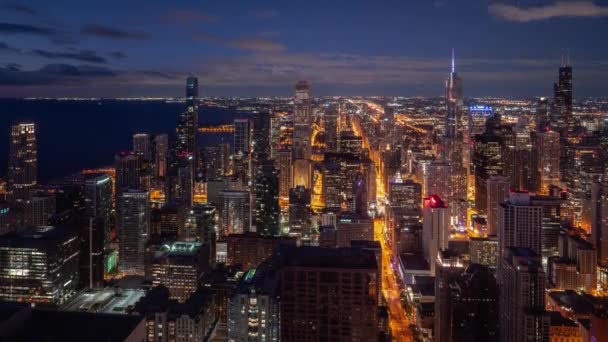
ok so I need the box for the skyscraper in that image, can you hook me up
[0,225,79,305]
[7,123,37,225]
[591,180,608,265]
[535,130,560,195]
[277,149,292,202]
[473,131,504,213]
[117,189,150,276]
[289,186,311,236]
[486,175,510,236]
[253,110,271,163]
[133,133,151,161]
[84,173,112,246]
[254,160,279,236]
[218,190,251,236]
[176,77,199,155]
[499,248,549,342]
[83,173,112,287]
[553,59,573,132]
[444,49,464,163]
[324,104,339,151]
[498,191,544,261]
[154,133,169,180]
[292,80,313,160]
[423,195,450,275]
[114,151,142,195]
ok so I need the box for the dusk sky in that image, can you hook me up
[1,0,608,97]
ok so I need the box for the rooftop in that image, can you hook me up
[61,288,146,315]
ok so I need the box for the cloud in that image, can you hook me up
[227,38,286,52]
[0,3,39,16]
[248,9,280,19]
[194,32,286,52]
[81,24,150,40]
[164,9,217,24]
[108,51,127,59]
[0,22,56,36]
[489,1,608,22]
[32,49,108,64]
[0,41,21,53]
[0,63,117,86]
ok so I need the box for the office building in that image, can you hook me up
[133,133,151,161]
[289,186,311,236]
[253,110,272,163]
[279,246,379,341]
[277,149,292,202]
[536,130,561,195]
[218,190,251,236]
[470,236,498,269]
[136,286,217,342]
[226,232,297,271]
[30,191,56,226]
[159,201,186,241]
[486,175,510,236]
[0,225,79,304]
[117,189,150,276]
[176,77,199,156]
[115,151,142,195]
[434,250,467,342]
[498,191,543,260]
[154,133,169,180]
[591,180,608,265]
[499,248,549,342]
[228,265,281,342]
[292,158,312,189]
[422,161,451,202]
[234,119,252,156]
[325,104,339,151]
[473,131,504,213]
[422,195,450,275]
[336,212,373,247]
[553,62,574,132]
[151,241,210,303]
[7,123,37,226]
[444,50,464,163]
[292,81,313,160]
[448,264,499,342]
[254,161,279,236]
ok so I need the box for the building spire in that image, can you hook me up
[451,48,455,73]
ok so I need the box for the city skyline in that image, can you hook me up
[3,0,608,97]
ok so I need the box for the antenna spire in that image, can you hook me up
[451,48,455,73]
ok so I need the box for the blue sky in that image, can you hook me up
[1,0,608,97]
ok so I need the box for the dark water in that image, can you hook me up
[0,99,244,182]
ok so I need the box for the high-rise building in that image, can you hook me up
[114,151,142,195]
[292,81,313,160]
[253,110,271,163]
[498,191,543,261]
[535,130,560,195]
[151,241,210,303]
[292,158,312,189]
[82,173,112,287]
[279,246,379,341]
[336,212,373,247]
[201,144,229,181]
[0,225,79,304]
[422,195,450,275]
[289,186,311,236]
[499,247,549,342]
[7,123,37,225]
[444,50,464,163]
[473,132,504,213]
[422,160,451,201]
[133,133,151,161]
[176,77,199,155]
[30,191,56,226]
[486,175,510,236]
[254,161,279,236]
[154,133,169,179]
[117,189,150,276]
[434,250,466,342]
[469,236,498,269]
[536,97,550,132]
[218,190,251,236]
[226,232,297,271]
[277,149,292,201]
[448,264,499,342]
[553,61,573,132]
[324,104,339,151]
[591,180,608,266]
[233,119,252,156]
